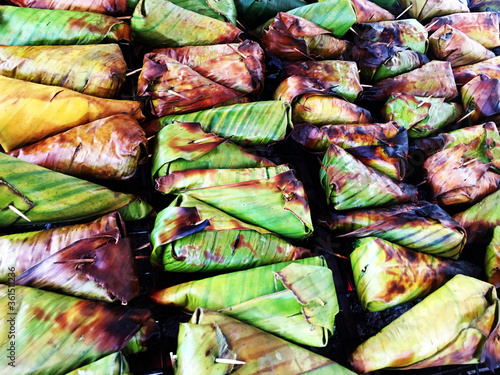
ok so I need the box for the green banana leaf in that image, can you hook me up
[150,195,312,272]
[65,352,131,375]
[146,101,292,146]
[485,226,500,288]
[274,60,362,103]
[234,0,306,28]
[0,5,131,45]
[131,0,241,47]
[0,44,126,98]
[349,0,395,22]
[168,0,237,24]
[0,153,154,227]
[0,285,152,375]
[286,0,356,38]
[152,121,274,180]
[7,0,128,15]
[453,189,500,244]
[158,168,313,239]
[461,74,500,125]
[398,0,469,21]
[454,56,500,86]
[122,318,159,355]
[351,275,499,373]
[293,94,373,126]
[382,93,462,138]
[320,143,417,210]
[363,61,458,102]
[337,202,466,258]
[175,308,355,374]
[8,114,148,181]
[291,122,401,152]
[351,237,478,312]
[150,257,339,347]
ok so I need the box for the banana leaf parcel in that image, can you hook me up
[461,74,500,125]
[429,25,495,68]
[131,0,241,47]
[351,237,478,312]
[293,94,373,126]
[66,352,131,375]
[382,93,463,138]
[291,122,401,152]
[453,189,500,243]
[350,0,395,22]
[233,0,306,28]
[468,0,500,11]
[426,12,500,49]
[0,44,126,98]
[156,167,313,240]
[485,226,500,288]
[351,274,499,373]
[152,121,274,180]
[6,0,127,15]
[137,41,264,116]
[0,153,154,227]
[454,56,500,86]
[0,5,131,45]
[174,307,355,374]
[363,60,459,102]
[8,114,147,181]
[398,0,469,21]
[150,257,339,347]
[320,143,417,210]
[0,76,144,152]
[146,101,292,146]
[258,12,350,60]
[0,285,152,375]
[274,60,362,103]
[150,194,311,272]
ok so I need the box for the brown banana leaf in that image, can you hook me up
[151,121,274,180]
[352,41,429,83]
[320,143,417,210]
[363,60,458,102]
[351,237,478,312]
[461,74,500,125]
[274,60,362,103]
[0,285,151,375]
[350,275,498,373]
[8,114,147,180]
[429,25,495,68]
[454,56,500,86]
[258,12,350,60]
[6,0,127,14]
[337,202,467,258]
[291,122,401,152]
[468,0,500,11]
[398,0,469,21]
[350,0,395,22]
[0,44,126,98]
[382,93,463,138]
[424,139,500,206]
[137,41,265,116]
[485,226,500,287]
[453,189,500,243]
[0,76,143,152]
[175,308,355,374]
[293,94,373,126]
[427,12,500,49]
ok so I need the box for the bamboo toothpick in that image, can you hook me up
[116,16,133,20]
[227,44,248,59]
[167,90,191,101]
[350,27,359,36]
[417,95,434,107]
[292,48,315,61]
[425,19,440,30]
[457,111,473,123]
[193,135,221,144]
[126,68,142,77]
[396,4,412,19]
[361,84,373,88]
[215,358,246,365]
[8,205,30,222]
[135,243,151,251]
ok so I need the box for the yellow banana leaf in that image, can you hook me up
[6,0,128,15]
[351,237,478,312]
[398,0,469,21]
[65,352,131,375]
[454,56,500,86]
[485,226,500,287]
[0,76,143,152]
[351,275,498,373]
[175,307,355,374]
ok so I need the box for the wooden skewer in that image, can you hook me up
[135,255,150,259]
[463,158,478,166]
[292,47,315,61]
[193,135,220,144]
[316,297,326,306]
[456,111,473,123]
[396,4,412,19]
[147,135,156,141]
[350,27,359,36]
[116,16,132,20]
[361,84,373,88]
[416,179,427,186]
[135,243,151,251]
[126,68,142,77]
[215,358,246,365]
[425,19,440,30]
[8,205,30,222]
[417,95,434,107]
[227,44,248,59]
[167,90,191,101]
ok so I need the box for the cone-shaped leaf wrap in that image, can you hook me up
[398,0,469,21]
[461,74,500,125]
[8,115,147,181]
[0,285,151,375]
[320,143,417,210]
[485,226,500,287]
[150,194,312,272]
[351,275,499,373]
[6,0,128,15]
[175,308,355,374]
[350,0,395,22]
[0,44,126,98]
[150,257,339,346]
[0,153,154,227]
[0,5,131,45]
[351,237,478,312]
[454,56,500,86]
